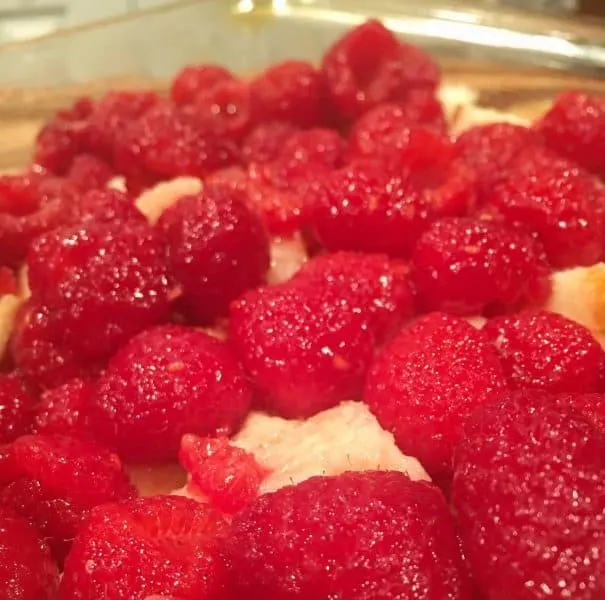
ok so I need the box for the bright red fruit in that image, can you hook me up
[241,122,299,165]
[0,373,36,443]
[170,64,234,105]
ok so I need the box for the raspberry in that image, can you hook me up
[483,310,605,393]
[114,105,240,187]
[179,434,267,513]
[0,266,17,296]
[225,471,471,599]
[229,282,375,418]
[170,64,234,105]
[26,221,172,362]
[452,390,605,600]
[538,91,605,178]
[65,154,114,191]
[0,508,58,600]
[247,181,306,235]
[411,217,552,315]
[33,378,93,436]
[310,163,432,256]
[292,251,414,343]
[554,392,605,431]
[87,325,252,462]
[0,373,35,443]
[241,121,298,165]
[69,188,144,226]
[322,20,439,121]
[61,496,231,600]
[249,60,328,128]
[0,444,19,485]
[365,313,508,482]
[487,149,605,268]
[158,184,270,322]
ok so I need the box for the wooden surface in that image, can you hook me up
[579,0,605,16]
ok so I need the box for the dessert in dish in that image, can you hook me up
[1,17,605,600]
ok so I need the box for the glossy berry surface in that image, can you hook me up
[170,64,234,105]
[0,373,36,443]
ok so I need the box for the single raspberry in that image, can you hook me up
[69,188,144,226]
[483,310,605,393]
[0,444,19,485]
[33,378,93,436]
[170,64,234,105]
[537,91,605,178]
[249,60,328,128]
[246,180,306,235]
[292,251,414,343]
[113,105,240,187]
[229,282,375,419]
[61,496,231,600]
[486,149,605,268]
[0,266,17,295]
[452,390,605,600]
[411,217,552,315]
[26,221,172,362]
[0,373,36,443]
[225,471,471,599]
[179,434,267,513]
[310,162,432,257]
[0,508,59,600]
[87,325,252,462]
[322,20,439,121]
[64,154,114,191]
[158,184,270,322]
[365,312,508,482]
[241,121,299,165]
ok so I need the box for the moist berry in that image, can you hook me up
[411,217,552,315]
[452,390,605,600]
[170,64,234,105]
[486,149,605,268]
[225,471,471,600]
[292,251,414,344]
[61,495,231,600]
[364,313,508,482]
[87,325,252,462]
[249,60,328,128]
[69,188,144,226]
[65,154,114,191]
[0,444,19,485]
[0,373,36,443]
[537,91,605,178]
[241,122,299,165]
[483,310,605,393]
[0,508,59,600]
[0,266,17,295]
[229,282,375,419]
[310,162,432,257]
[322,20,439,121]
[158,183,270,323]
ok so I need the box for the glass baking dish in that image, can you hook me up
[0,0,604,172]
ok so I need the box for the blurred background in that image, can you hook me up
[0,0,600,46]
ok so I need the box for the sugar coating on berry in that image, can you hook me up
[65,154,114,191]
[170,64,234,105]
[483,310,605,394]
[242,121,299,165]
[452,390,605,600]
[411,217,552,315]
[0,373,36,443]
[229,283,375,419]
[226,471,471,600]
[0,508,59,600]
[61,495,231,600]
[365,312,508,481]
[88,325,252,462]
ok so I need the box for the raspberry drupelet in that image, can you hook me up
[170,64,234,105]
[0,373,36,443]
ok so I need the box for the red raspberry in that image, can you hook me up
[65,154,114,191]
[225,471,471,599]
[0,373,35,444]
[554,392,605,431]
[0,508,59,600]
[158,183,270,322]
[87,325,252,462]
[179,434,267,513]
[33,378,93,436]
[310,163,432,257]
[1,434,134,563]
[0,444,19,485]
[249,60,328,128]
[292,251,414,344]
[241,121,299,165]
[452,390,605,600]
[170,64,234,105]
[537,91,605,178]
[365,313,508,482]
[61,495,231,600]
[114,105,240,187]
[322,20,439,121]
[0,266,17,295]
[229,282,375,418]
[26,221,172,362]
[483,310,605,393]
[69,188,144,226]
[411,217,551,315]
[487,149,605,268]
